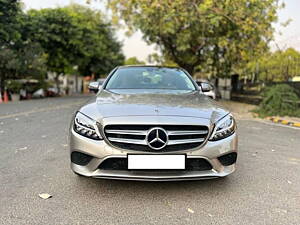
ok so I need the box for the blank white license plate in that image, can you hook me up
[128,155,186,170]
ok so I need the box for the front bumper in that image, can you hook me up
[69,127,238,181]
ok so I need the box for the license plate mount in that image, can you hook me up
[127,154,186,170]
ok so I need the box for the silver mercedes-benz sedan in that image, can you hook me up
[69,66,238,181]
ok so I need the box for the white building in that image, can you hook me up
[47,72,83,95]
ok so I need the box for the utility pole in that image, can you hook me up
[73,65,79,93]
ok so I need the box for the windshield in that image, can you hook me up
[105,67,196,90]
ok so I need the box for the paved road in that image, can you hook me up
[0,96,299,225]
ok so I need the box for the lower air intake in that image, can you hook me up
[99,157,212,171]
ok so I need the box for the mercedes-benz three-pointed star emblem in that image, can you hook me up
[146,127,168,150]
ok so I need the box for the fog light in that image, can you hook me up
[218,153,237,166]
[71,151,93,166]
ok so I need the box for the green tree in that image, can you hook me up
[147,53,177,67]
[0,0,21,45]
[26,5,124,91]
[0,0,22,91]
[246,48,300,82]
[104,0,282,75]
[124,57,145,65]
[64,4,124,78]
[26,8,81,91]
[0,0,46,92]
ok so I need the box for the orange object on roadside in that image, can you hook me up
[3,91,9,103]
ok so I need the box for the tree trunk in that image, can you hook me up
[54,73,61,94]
[0,74,5,94]
[285,66,290,81]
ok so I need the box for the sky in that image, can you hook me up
[272,0,300,51]
[22,0,300,61]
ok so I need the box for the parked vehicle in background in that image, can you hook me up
[19,80,40,100]
[88,79,106,93]
[196,81,219,100]
[32,87,59,98]
[46,87,60,97]
[32,89,45,98]
[97,79,106,87]
[7,79,60,100]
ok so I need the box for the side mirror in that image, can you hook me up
[200,82,213,92]
[88,82,100,93]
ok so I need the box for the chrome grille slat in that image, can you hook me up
[167,130,208,135]
[108,137,147,145]
[168,138,205,145]
[104,125,209,152]
[106,129,147,135]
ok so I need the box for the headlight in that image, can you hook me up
[73,112,103,140]
[209,114,236,141]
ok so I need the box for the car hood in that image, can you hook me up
[79,89,229,123]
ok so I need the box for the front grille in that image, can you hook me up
[104,125,209,152]
[99,157,212,171]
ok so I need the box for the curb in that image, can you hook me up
[266,117,300,128]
